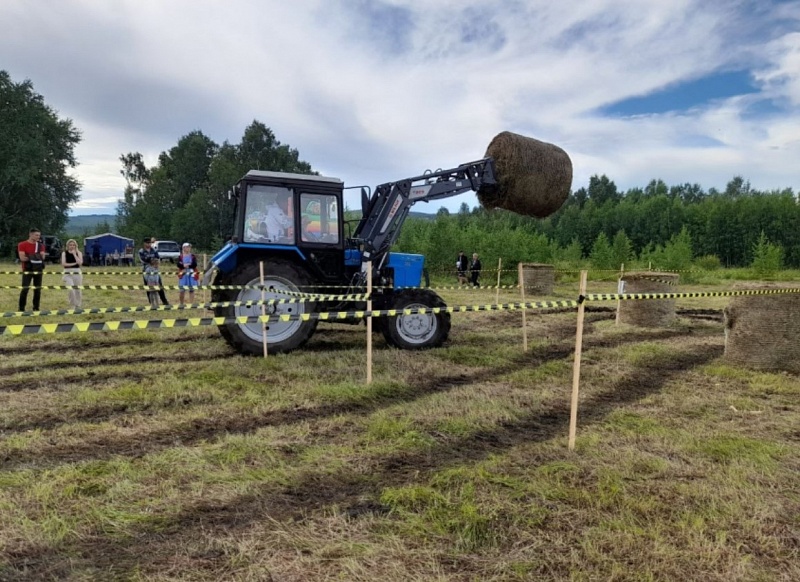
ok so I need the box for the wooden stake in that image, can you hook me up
[495,258,502,304]
[202,253,208,311]
[366,262,373,384]
[259,261,268,358]
[615,262,624,325]
[568,270,588,451]
[518,262,528,352]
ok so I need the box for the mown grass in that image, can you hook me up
[0,263,798,580]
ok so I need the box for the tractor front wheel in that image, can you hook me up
[381,289,450,350]
[214,260,318,355]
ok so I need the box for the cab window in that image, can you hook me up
[300,193,339,243]
[243,185,295,244]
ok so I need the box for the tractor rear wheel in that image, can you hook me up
[214,260,318,354]
[381,289,450,350]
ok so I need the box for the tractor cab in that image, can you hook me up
[211,170,349,284]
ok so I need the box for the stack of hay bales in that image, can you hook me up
[617,272,679,327]
[477,132,572,218]
[519,263,555,295]
[724,284,800,373]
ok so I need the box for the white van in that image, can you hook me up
[152,240,180,263]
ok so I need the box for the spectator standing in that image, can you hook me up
[177,242,198,305]
[61,239,83,309]
[18,228,46,311]
[144,258,162,308]
[139,237,170,306]
[470,253,482,287]
[456,251,469,285]
[91,239,101,266]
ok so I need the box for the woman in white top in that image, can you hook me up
[61,239,83,308]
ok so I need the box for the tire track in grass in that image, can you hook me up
[0,324,703,469]
[0,333,726,579]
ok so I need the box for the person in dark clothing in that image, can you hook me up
[91,240,102,266]
[470,253,482,287]
[456,251,469,285]
[18,228,46,311]
[138,237,170,306]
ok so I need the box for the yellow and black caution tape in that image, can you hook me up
[0,300,579,336]
[584,288,800,302]
[0,295,371,319]
[1,284,367,298]
[2,270,151,276]
[619,276,679,286]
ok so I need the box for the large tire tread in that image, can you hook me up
[214,260,317,355]
[382,289,450,350]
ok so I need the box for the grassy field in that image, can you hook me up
[0,264,798,581]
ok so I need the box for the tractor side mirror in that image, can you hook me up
[360,187,369,215]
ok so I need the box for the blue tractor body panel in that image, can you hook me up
[387,252,425,288]
[211,242,307,275]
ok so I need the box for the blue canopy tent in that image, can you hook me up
[83,233,135,266]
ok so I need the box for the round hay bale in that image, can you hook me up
[519,263,554,295]
[723,284,800,373]
[477,131,572,218]
[618,272,679,327]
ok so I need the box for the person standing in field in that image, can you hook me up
[144,257,162,308]
[61,239,83,309]
[456,250,469,285]
[17,228,46,312]
[139,237,169,306]
[177,242,198,306]
[470,252,482,287]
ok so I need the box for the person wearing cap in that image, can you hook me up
[138,237,169,306]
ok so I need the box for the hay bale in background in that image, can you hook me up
[724,284,800,373]
[477,131,572,218]
[520,263,555,295]
[618,272,679,327]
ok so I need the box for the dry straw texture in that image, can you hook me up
[477,131,572,218]
[724,284,800,373]
[618,272,679,327]
[520,263,555,295]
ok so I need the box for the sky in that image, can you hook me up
[2,0,799,216]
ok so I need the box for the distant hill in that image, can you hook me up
[65,214,116,235]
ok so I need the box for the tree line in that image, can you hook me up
[395,175,798,274]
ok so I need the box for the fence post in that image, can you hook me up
[495,258,502,304]
[568,270,588,451]
[615,262,624,325]
[202,253,208,311]
[518,262,527,352]
[259,261,268,358]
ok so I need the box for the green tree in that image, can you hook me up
[589,232,615,269]
[611,230,633,267]
[751,231,783,276]
[116,121,315,247]
[660,226,694,270]
[0,71,81,251]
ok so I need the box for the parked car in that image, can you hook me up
[152,240,180,263]
[43,235,62,263]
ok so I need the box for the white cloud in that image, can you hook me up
[1,0,798,215]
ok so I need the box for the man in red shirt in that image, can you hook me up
[18,228,46,311]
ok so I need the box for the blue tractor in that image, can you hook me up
[203,159,498,354]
